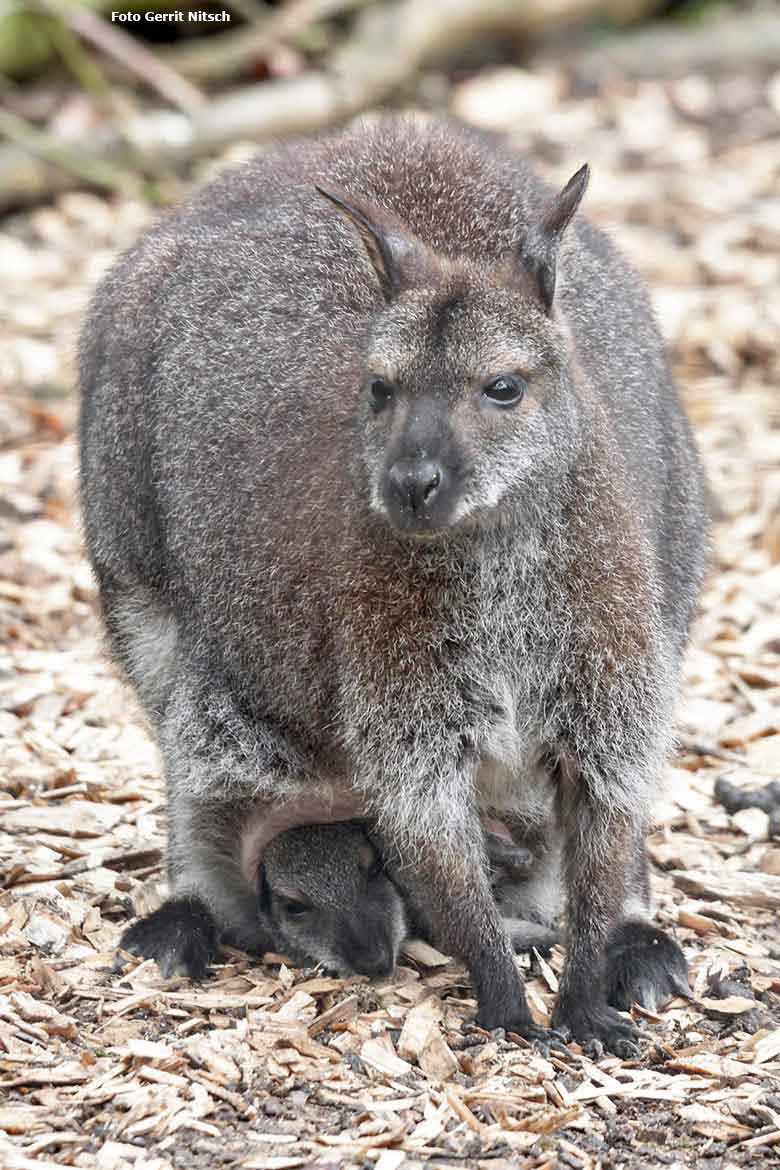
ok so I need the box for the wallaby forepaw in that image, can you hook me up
[476,996,563,1054]
[605,920,691,1013]
[493,1020,567,1057]
[530,1027,570,1057]
[553,1002,640,1059]
[119,897,219,980]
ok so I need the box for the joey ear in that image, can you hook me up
[315,184,436,302]
[523,163,590,313]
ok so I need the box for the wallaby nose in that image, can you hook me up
[388,459,442,515]
[340,919,397,978]
[352,947,395,978]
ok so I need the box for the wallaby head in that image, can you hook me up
[259,822,406,976]
[317,164,589,537]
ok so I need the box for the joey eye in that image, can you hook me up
[370,378,395,413]
[482,374,526,407]
[282,899,309,919]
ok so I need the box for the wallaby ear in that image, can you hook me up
[523,163,590,313]
[315,184,436,302]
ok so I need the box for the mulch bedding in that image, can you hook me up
[1,49,779,1170]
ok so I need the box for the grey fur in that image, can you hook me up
[80,116,706,1052]
[261,822,406,976]
[259,819,563,973]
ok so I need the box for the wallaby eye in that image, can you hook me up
[370,378,395,413]
[482,375,526,407]
[282,899,309,919]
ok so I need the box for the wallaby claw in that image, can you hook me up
[503,1023,568,1057]
[530,1029,571,1058]
[485,832,536,879]
[547,1028,572,1054]
[553,1001,640,1059]
[582,1037,605,1061]
[612,1035,641,1060]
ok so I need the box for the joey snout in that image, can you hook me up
[334,915,399,978]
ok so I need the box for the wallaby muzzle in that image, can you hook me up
[381,413,463,534]
[338,917,398,977]
[386,457,444,520]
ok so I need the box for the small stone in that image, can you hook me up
[451,68,563,131]
[8,338,59,390]
[670,75,715,119]
[731,807,770,840]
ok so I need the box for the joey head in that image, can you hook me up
[260,821,405,976]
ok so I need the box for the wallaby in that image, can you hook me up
[80,115,706,1054]
[261,821,683,1008]
[260,821,406,976]
[264,821,562,974]
[260,818,681,1007]
[263,821,557,973]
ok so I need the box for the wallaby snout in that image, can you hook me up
[338,918,397,978]
[386,457,444,525]
[373,390,462,533]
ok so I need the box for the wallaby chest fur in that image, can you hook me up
[81,116,706,1050]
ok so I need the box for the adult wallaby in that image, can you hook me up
[80,115,706,1054]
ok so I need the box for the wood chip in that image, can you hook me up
[359,1037,414,1080]
[400,940,451,968]
[671,869,780,908]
